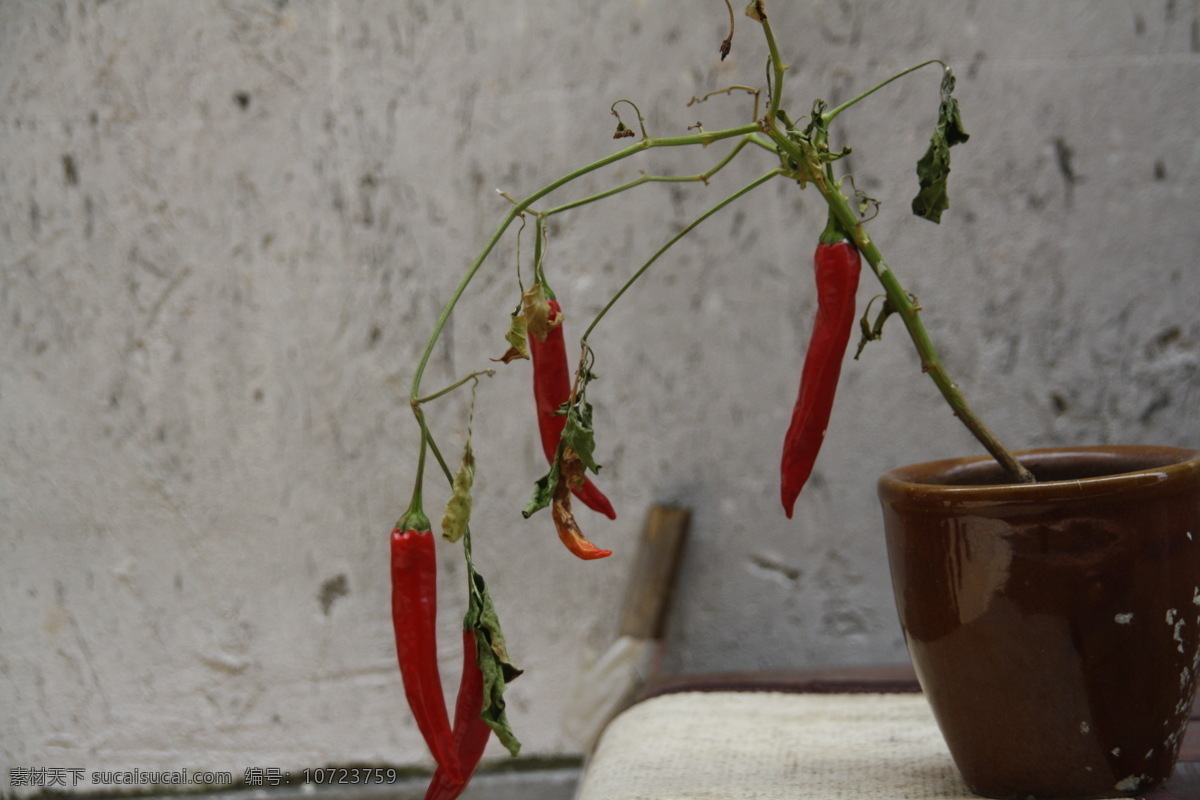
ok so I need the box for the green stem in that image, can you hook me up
[402,410,430,526]
[824,59,946,123]
[758,14,787,126]
[542,137,754,217]
[582,169,783,342]
[413,369,496,406]
[423,423,456,487]
[533,215,548,291]
[409,122,763,405]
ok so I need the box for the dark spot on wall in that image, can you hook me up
[234,91,251,110]
[1154,326,1181,348]
[1135,14,1145,36]
[1053,138,1079,187]
[1050,392,1069,415]
[253,388,264,403]
[750,553,802,582]
[1140,392,1171,424]
[1154,159,1167,181]
[319,574,350,615]
[368,324,382,345]
[62,154,79,186]
[967,50,986,80]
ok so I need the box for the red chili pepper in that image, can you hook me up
[422,629,491,800]
[392,518,461,783]
[529,297,617,520]
[780,216,862,518]
[553,485,613,560]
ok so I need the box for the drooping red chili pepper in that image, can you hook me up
[780,215,862,518]
[391,512,461,783]
[529,297,617,520]
[553,482,613,560]
[422,629,491,800]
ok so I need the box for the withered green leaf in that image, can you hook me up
[912,70,970,224]
[522,458,558,518]
[522,283,560,343]
[492,310,529,364]
[561,400,601,477]
[465,566,522,756]
[440,443,474,543]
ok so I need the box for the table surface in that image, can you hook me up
[583,665,1200,800]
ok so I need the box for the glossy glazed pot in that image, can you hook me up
[878,445,1200,799]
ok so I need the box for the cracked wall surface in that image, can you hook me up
[2,0,1199,788]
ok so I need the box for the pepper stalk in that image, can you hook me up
[754,11,1035,485]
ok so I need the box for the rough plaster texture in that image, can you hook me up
[2,0,1199,790]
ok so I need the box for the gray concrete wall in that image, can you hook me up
[3,0,1198,791]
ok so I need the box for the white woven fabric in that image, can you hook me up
[574,692,979,800]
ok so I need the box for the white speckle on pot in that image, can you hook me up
[1193,587,1200,605]
[1115,776,1146,792]
[1080,721,1091,733]
[1189,531,1195,541]
[1145,748,1154,760]
[1115,612,1134,625]
[1167,609,1186,653]
[1112,747,1121,757]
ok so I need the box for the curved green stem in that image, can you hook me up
[542,137,754,217]
[582,169,783,342]
[824,59,947,123]
[610,99,648,140]
[409,122,763,406]
[414,369,496,406]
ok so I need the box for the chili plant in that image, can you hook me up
[391,2,1034,795]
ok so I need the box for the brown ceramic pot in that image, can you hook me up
[878,445,1200,799]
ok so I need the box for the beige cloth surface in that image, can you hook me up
[575,691,1035,800]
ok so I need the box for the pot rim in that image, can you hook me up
[878,444,1200,506]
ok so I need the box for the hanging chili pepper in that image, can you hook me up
[552,465,613,560]
[392,510,461,783]
[529,296,617,520]
[780,214,862,518]
[422,629,491,800]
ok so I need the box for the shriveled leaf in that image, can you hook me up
[560,400,602,476]
[559,445,586,491]
[466,570,522,756]
[744,1,765,22]
[440,444,474,542]
[522,459,558,518]
[492,311,529,364]
[522,283,561,343]
[912,70,970,224]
